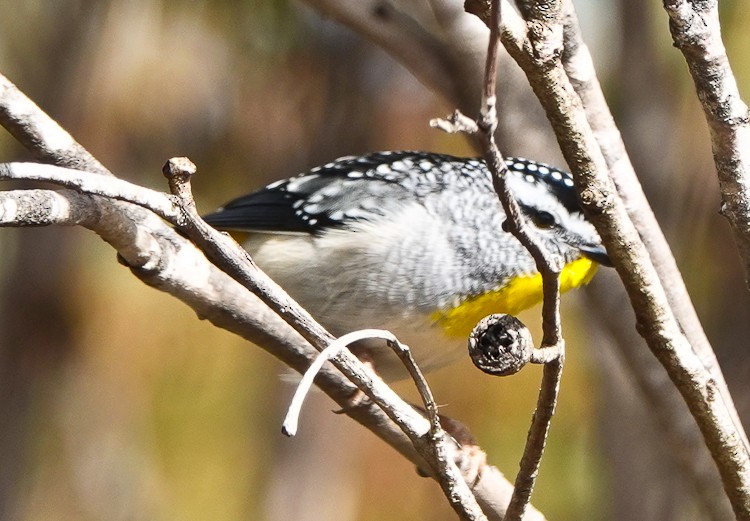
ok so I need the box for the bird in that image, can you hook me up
[203,151,610,381]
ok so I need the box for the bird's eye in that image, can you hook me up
[531,211,556,229]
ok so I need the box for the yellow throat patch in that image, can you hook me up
[433,257,599,338]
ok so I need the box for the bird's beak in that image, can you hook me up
[579,243,612,267]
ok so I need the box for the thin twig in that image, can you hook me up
[0,163,179,219]
[431,0,566,516]
[529,346,563,365]
[384,337,442,435]
[470,1,567,519]
[429,110,480,134]
[282,329,390,437]
[281,328,442,438]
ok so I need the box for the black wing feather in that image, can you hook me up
[203,151,581,234]
[203,191,312,232]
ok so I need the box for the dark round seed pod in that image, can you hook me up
[468,314,533,376]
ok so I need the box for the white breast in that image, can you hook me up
[244,204,469,380]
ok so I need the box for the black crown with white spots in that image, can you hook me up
[203,151,581,234]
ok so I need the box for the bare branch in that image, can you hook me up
[0,73,548,520]
[162,157,489,521]
[0,163,179,221]
[586,284,734,520]
[663,0,750,290]
[299,0,487,119]
[0,189,99,227]
[1,156,489,520]
[0,74,110,176]
[553,2,748,517]
[467,0,750,515]
[484,0,750,516]
[558,2,738,440]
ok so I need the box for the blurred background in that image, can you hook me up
[1,0,749,520]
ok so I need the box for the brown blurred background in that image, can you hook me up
[1,1,750,520]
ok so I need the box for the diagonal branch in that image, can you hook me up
[558,1,735,437]
[0,75,110,176]
[162,158,488,521]
[663,0,750,292]
[0,158,487,520]
[0,72,545,521]
[468,0,750,516]
[498,1,750,517]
